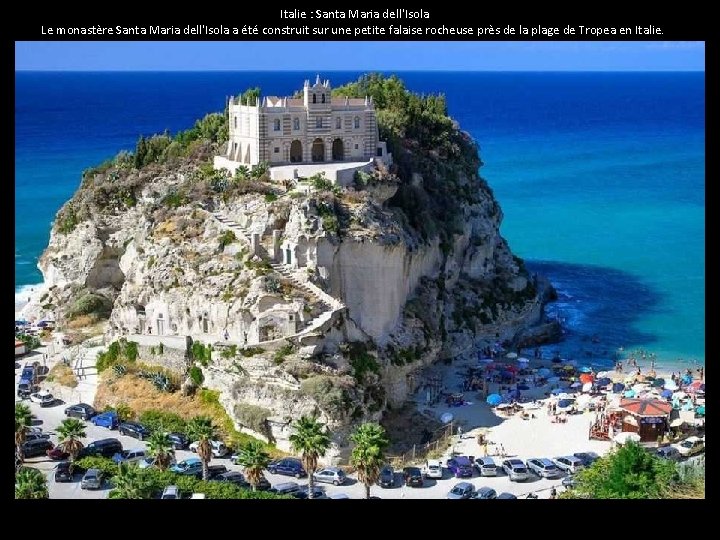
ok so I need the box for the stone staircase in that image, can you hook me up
[209,210,346,341]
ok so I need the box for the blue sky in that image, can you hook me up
[15,41,704,71]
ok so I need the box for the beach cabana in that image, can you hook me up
[619,398,672,442]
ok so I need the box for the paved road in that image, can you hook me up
[17,360,570,499]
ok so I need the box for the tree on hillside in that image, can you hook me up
[289,416,331,499]
[235,440,271,492]
[15,403,32,468]
[187,416,215,481]
[350,422,390,499]
[146,431,175,471]
[566,441,678,499]
[56,418,87,461]
[15,467,49,499]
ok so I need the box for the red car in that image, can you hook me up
[47,446,69,461]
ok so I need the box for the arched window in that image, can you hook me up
[354,116,361,129]
[316,117,323,129]
[312,94,317,104]
[321,94,326,104]
[273,119,281,131]
[234,116,237,129]
[293,117,300,131]
[336,117,342,129]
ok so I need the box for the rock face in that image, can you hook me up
[30,95,556,461]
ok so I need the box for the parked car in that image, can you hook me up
[474,457,498,477]
[329,493,350,499]
[17,381,35,399]
[496,492,518,499]
[22,438,54,458]
[573,452,600,467]
[293,485,326,499]
[190,439,229,458]
[118,421,151,441]
[47,446,70,461]
[379,465,395,488]
[29,391,55,407]
[270,481,301,495]
[267,457,307,478]
[213,471,248,487]
[447,481,475,499]
[527,458,563,479]
[656,446,682,461]
[207,465,229,480]
[313,467,346,486]
[64,403,96,420]
[82,438,123,459]
[252,474,272,491]
[562,475,576,488]
[91,411,119,430]
[446,456,474,478]
[402,466,424,487]
[672,436,705,457]
[473,486,498,499]
[171,457,203,476]
[502,459,530,482]
[112,448,147,465]
[54,461,77,482]
[24,431,51,442]
[161,485,180,499]
[553,455,585,474]
[138,455,177,469]
[422,459,443,479]
[167,432,189,450]
[190,493,206,499]
[80,468,104,490]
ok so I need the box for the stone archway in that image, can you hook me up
[311,138,325,162]
[290,140,303,163]
[332,138,344,161]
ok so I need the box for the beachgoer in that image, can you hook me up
[699,367,704,380]
[224,329,229,341]
[457,426,463,440]
[550,487,557,499]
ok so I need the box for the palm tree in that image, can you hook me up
[350,422,390,499]
[56,418,86,461]
[235,441,271,491]
[289,415,331,499]
[15,467,48,499]
[187,416,215,481]
[146,431,175,471]
[15,403,32,467]
[111,462,151,499]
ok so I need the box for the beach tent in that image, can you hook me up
[612,382,625,393]
[660,389,673,399]
[486,394,503,406]
[537,368,551,378]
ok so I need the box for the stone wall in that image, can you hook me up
[136,344,189,375]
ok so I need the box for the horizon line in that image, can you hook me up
[15,68,706,73]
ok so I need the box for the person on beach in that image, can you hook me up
[699,367,704,380]
[224,329,229,341]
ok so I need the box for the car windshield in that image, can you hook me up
[514,467,527,473]
[450,487,464,495]
[680,440,693,448]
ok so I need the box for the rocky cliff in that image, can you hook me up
[30,75,554,460]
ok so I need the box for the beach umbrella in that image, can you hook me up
[517,384,530,391]
[612,382,625,393]
[580,366,593,373]
[681,374,693,385]
[551,387,564,395]
[614,432,641,445]
[517,357,530,364]
[440,413,454,424]
[570,382,582,388]
[596,371,609,378]
[687,381,705,393]
[547,376,560,384]
[506,352,518,359]
[681,401,695,411]
[537,368,551,378]
[696,405,705,416]
[580,373,594,384]
[661,389,673,399]
[596,377,612,387]
[558,393,574,400]
[582,382,593,393]
[558,399,574,409]
[663,380,679,391]
[651,378,665,387]
[486,394,503,406]
[623,390,636,398]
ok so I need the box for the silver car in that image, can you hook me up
[553,455,584,474]
[447,482,475,499]
[312,467,347,486]
[502,459,530,482]
[80,468,104,490]
[527,458,563,479]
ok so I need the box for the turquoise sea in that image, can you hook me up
[15,72,705,369]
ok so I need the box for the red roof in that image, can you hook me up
[620,398,672,417]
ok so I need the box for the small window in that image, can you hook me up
[321,94,326,104]
[355,144,359,150]
[274,147,280,154]
[233,116,237,129]
[316,117,322,129]
[312,94,317,104]
[273,119,281,131]
[336,117,342,129]
[293,117,300,130]
[354,116,360,129]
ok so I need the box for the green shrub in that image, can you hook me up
[220,345,238,359]
[16,333,41,350]
[191,342,212,367]
[67,292,113,320]
[75,456,120,477]
[234,403,271,434]
[189,365,204,386]
[240,346,265,358]
[273,343,294,365]
[300,375,352,418]
[138,410,188,434]
[162,190,188,209]
[218,230,237,250]
[264,193,278,203]
[347,342,380,382]
[96,339,140,372]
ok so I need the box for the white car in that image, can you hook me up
[553,456,584,474]
[29,391,55,407]
[189,439,229,458]
[422,459,443,479]
[672,436,705,457]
